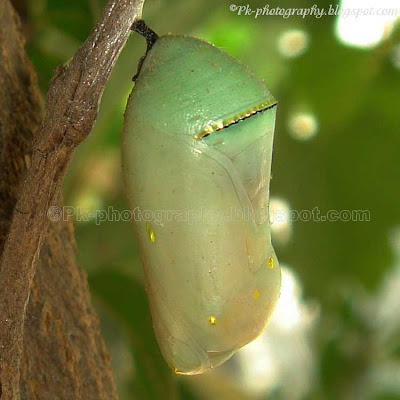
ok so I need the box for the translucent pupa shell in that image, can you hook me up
[122,35,281,375]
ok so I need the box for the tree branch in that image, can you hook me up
[0,0,144,398]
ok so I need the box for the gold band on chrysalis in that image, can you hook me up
[194,99,278,140]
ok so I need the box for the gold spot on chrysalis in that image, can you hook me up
[216,121,224,129]
[267,257,274,269]
[208,316,217,325]
[173,367,183,374]
[253,289,260,299]
[146,223,156,243]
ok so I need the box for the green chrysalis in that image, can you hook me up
[122,21,281,375]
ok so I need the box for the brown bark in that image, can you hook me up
[0,0,144,398]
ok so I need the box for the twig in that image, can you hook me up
[0,0,144,398]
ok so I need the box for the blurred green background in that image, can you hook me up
[17,0,400,398]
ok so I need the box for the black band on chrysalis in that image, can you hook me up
[131,20,159,81]
[131,19,159,50]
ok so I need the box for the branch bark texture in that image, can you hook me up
[0,0,144,398]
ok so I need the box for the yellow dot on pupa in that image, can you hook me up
[253,289,260,299]
[146,222,156,243]
[267,257,274,269]
[208,316,217,325]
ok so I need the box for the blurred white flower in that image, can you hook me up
[270,197,292,245]
[336,0,400,48]
[288,113,319,141]
[278,30,310,58]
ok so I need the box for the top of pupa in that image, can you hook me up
[128,35,276,138]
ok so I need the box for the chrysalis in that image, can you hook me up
[122,21,281,375]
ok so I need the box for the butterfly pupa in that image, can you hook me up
[122,21,281,375]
